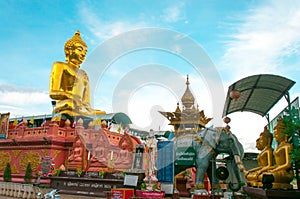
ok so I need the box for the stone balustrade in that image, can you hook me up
[0,182,42,199]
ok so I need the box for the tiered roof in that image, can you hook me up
[159,76,212,136]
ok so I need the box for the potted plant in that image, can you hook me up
[122,171,126,178]
[53,168,61,176]
[152,182,161,191]
[99,169,106,178]
[140,182,147,190]
[76,168,83,177]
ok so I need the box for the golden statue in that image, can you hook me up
[49,31,105,116]
[257,117,294,189]
[245,126,274,187]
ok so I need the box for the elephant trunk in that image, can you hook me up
[228,155,245,191]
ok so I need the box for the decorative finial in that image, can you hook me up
[175,102,181,112]
[186,75,190,86]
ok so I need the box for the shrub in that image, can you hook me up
[24,162,32,183]
[3,163,12,182]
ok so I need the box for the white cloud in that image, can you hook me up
[161,3,185,23]
[0,86,51,117]
[79,5,148,41]
[220,0,300,80]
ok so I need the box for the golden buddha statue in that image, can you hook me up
[257,117,294,189]
[49,31,105,116]
[245,126,274,187]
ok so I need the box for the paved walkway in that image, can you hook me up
[0,188,106,199]
[1,193,105,199]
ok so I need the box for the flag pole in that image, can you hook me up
[44,114,46,132]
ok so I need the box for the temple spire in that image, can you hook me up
[181,75,195,109]
[159,75,212,136]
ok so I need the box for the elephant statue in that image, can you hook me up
[191,127,245,195]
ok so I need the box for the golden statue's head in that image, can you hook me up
[64,31,88,67]
[256,137,262,150]
[257,126,273,150]
[274,117,288,143]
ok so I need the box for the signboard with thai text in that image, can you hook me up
[175,135,196,166]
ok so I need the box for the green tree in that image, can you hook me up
[3,162,12,182]
[24,162,32,183]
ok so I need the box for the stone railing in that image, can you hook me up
[7,123,77,140]
[0,181,42,199]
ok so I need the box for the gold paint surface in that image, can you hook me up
[12,150,22,158]
[0,152,11,170]
[19,152,41,171]
[49,31,105,116]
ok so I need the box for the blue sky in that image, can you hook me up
[0,0,300,151]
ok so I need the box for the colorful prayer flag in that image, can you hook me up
[16,118,24,128]
[41,115,47,126]
[92,118,102,125]
[117,122,122,133]
[13,118,18,126]
[108,121,112,130]
[29,116,34,124]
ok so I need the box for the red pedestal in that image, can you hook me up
[111,188,134,199]
[135,190,165,198]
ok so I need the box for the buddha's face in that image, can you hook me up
[274,129,284,143]
[68,43,87,67]
[258,135,268,149]
[256,138,263,150]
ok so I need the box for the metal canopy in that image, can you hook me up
[96,112,132,125]
[222,74,295,117]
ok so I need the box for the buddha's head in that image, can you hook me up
[258,126,273,149]
[274,117,288,143]
[64,31,88,68]
[256,138,263,150]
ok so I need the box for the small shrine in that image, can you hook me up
[159,76,213,197]
[159,75,212,136]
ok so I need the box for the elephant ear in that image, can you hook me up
[193,128,219,157]
[230,133,244,158]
